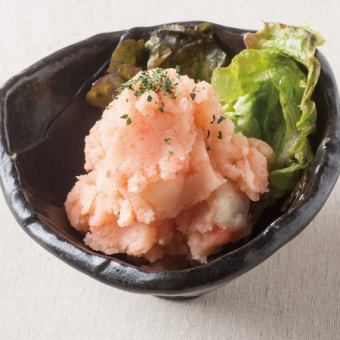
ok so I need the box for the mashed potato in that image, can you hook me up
[65,68,273,264]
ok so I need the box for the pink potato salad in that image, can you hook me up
[65,68,273,265]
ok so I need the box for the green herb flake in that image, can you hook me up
[210,114,216,124]
[217,116,225,124]
[120,114,128,119]
[190,92,196,100]
[159,107,164,112]
[175,65,181,73]
[164,137,172,144]
[217,131,223,139]
[147,94,152,102]
[126,117,132,125]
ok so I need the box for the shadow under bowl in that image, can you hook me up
[0,22,340,298]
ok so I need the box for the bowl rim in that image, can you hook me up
[1,21,340,296]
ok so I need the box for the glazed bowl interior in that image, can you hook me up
[1,22,339,296]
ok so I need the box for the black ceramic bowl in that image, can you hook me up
[1,22,339,299]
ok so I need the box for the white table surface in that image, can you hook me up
[1,1,339,339]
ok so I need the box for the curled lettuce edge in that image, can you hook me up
[245,22,323,137]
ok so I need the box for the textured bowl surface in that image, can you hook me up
[1,22,339,298]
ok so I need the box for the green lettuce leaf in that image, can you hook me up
[212,23,323,196]
[145,23,229,82]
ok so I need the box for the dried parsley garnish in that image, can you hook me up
[217,116,225,124]
[120,114,132,125]
[120,68,177,99]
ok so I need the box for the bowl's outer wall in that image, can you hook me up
[0,22,340,297]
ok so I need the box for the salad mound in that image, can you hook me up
[65,22,323,267]
[65,68,272,264]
